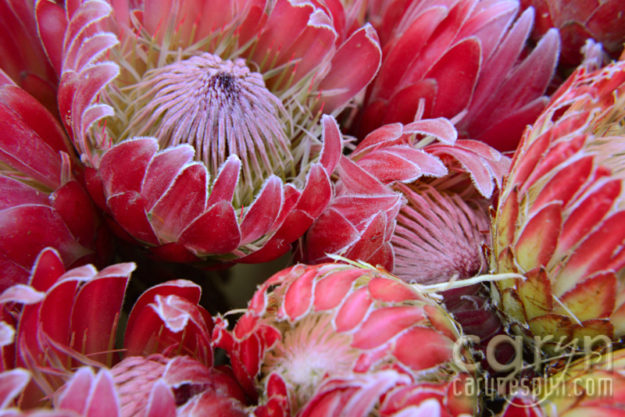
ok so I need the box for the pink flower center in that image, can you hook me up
[121,53,293,200]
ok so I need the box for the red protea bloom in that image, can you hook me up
[214,262,478,416]
[0,72,109,292]
[521,0,625,66]
[0,247,226,409]
[492,56,625,348]
[44,0,381,264]
[359,0,560,151]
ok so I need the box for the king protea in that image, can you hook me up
[33,0,382,265]
[492,56,625,350]
[214,262,478,416]
[359,0,560,151]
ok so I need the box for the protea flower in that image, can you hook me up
[303,117,509,285]
[359,0,560,151]
[0,356,247,416]
[39,0,381,264]
[0,246,230,409]
[521,0,625,66]
[492,56,625,349]
[500,347,625,417]
[0,72,109,292]
[214,262,478,416]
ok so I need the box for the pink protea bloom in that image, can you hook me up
[0,247,220,408]
[0,72,110,292]
[359,0,561,151]
[214,262,478,416]
[521,0,625,66]
[492,56,625,348]
[303,117,509,285]
[0,356,247,417]
[40,0,382,264]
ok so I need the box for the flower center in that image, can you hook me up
[121,53,293,201]
[262,314,358,412]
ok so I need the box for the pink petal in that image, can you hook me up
[282,269,315,321]
[334,287,371,332]
[352,306,426,349]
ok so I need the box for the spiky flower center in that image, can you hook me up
[392,185,489,284]
[116,53,293,201]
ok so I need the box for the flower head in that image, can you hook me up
[492,57,625,349]
[214,262,477,415]
[50,0,381,264]
[358,0,561,151]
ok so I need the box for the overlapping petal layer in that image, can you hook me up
[49,0,381,265]
[0,73,109,292]
[359,0,560,151]
[492,57,625,349]
[521,0,625,66]
[214,262,478,416]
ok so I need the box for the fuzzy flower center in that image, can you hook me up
[263,314,358,411]
[120,53,294,200]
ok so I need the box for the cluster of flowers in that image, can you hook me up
[1,0,625,415]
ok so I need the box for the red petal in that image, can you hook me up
[0,205,89,268]
[106,192,159,245]
[71,272,131,361]
[29,247,65,292]
[319,115,342,174]
[313,269,362,311]
[282,269,315,321]
[142,145,194,211]
[368,277,419,303]
[149,163,208,242]
[371,6,447,101]
[178,201,241,255]
[318,24,381,112]
[145,380,176,417]
[239,176,282,245]
[557,211,625,286]
[425,37,481,118]
[206,155,240,208]
[0,369,30,409]
[557,179,621,255]
[35,0,67,75]
[393,327,454,370]
[99,138,158,196]
[531,156,593,211]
